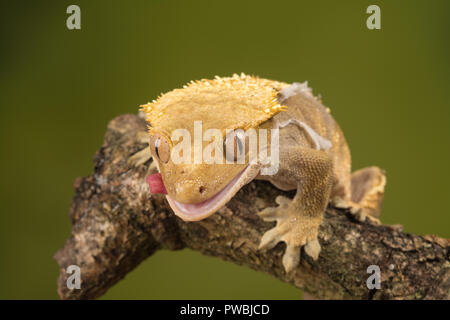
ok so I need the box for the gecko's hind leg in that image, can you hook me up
[333,166,386,225]
[350,166,386,218]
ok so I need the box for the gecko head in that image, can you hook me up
[147,130,261,221]
[141,74,287,221]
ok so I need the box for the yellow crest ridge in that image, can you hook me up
[140,73,289,136]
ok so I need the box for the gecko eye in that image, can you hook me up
[224,130,247,163]
[150,134,170,163]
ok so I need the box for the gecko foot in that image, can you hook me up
[128,131,152,167]
[127,132,159,175]
[331,196,381,225]
[258,196,322,273]
[349,205,381,225]
[128,147,152,167]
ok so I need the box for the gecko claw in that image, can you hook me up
[349,205,381,225]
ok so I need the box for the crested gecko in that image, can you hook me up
[129,74,386,273]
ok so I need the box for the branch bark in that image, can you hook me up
[54,114,450,300]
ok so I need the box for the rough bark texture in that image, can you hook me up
[54,114,450,300]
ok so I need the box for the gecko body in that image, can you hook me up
[130,74,386,272]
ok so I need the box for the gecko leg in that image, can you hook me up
[332,166,385,225]
[258,147,333,273]
[350,166,386,218]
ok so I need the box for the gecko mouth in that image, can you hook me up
[166,164,258,221]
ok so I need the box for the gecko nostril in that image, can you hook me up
[199,186,205,194]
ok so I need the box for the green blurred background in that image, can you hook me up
[0,0,449,299]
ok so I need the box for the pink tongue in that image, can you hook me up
[146,173,168,194]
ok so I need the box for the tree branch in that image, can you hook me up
[54,114,450,300]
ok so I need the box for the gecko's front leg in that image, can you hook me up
[258,147,334,273]
[127,131,159,175]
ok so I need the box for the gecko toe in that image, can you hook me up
[282,244,301,274]
[275,196,291,206]
[331,196,351,209]
[304,238,321,260]
[128,148,152,167]
[258,196,291,221]
[257,207,278,221]
[259,228,282,250]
